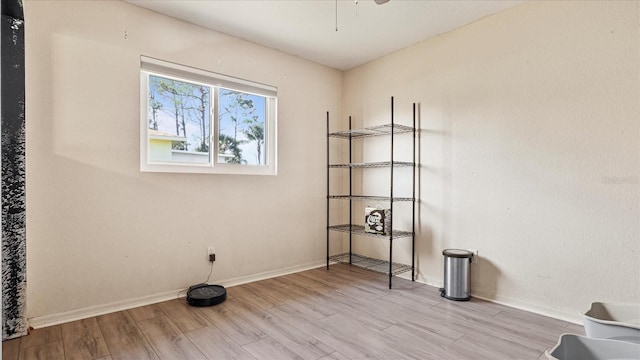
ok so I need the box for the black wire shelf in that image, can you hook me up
[328,224,413,239]
[328,124,414,139]
[326,98,417,288]
[328,195,414,202]
[329,253,413,276]
[329,161,414,169]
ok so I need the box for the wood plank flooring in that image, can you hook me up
[2,264,583,360]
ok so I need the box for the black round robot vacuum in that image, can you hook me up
[186,284,227,307]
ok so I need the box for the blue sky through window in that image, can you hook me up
[148,75,266,165]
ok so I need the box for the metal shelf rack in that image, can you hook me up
[327,195,414,202]
[329,253,413,276]
[326,96,416,289]
[327,224,413,239]
[329,161,414,169]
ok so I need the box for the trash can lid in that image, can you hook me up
[442,249,473,258]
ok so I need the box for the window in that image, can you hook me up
[140,56,277,175]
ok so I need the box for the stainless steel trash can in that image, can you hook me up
[440,249,473,301]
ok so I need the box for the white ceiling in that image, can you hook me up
[127,0,524,71]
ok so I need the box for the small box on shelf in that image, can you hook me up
[365,207,391,235]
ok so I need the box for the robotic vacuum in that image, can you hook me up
[186,283,227,307]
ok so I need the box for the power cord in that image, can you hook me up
[204,259,214,284]
[176,260,215,299]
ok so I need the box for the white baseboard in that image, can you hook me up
[409,275,583,325]
[28,260,325,329]
[218,260,326,289]
[470,291,583,325]
[28,289,187,329]
[30,261,582,329]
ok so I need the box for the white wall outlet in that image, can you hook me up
[207,246,216,262]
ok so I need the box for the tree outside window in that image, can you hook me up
[147,76,266,166]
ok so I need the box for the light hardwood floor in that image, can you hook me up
[2,264,583,360]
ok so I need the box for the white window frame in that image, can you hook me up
[140,56,277,175]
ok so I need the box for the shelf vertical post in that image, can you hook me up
[349,116,353,265]
[326,111,330,270]
[389,96,394,289]
[412,103,416,282]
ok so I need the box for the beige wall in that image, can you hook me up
[343,0,639,322]
[24,0,342,324]
[25,0,639,326]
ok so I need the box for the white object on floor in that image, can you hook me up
[583,302,640,344]
[545,333,640,360]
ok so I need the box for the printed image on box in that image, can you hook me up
[365,207,390,235]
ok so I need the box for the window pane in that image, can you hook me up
[218,88,267,165]
[148,75,210,164]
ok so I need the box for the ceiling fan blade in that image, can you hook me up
[374,0,390,4]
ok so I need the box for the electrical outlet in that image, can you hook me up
[208,247,215,262]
